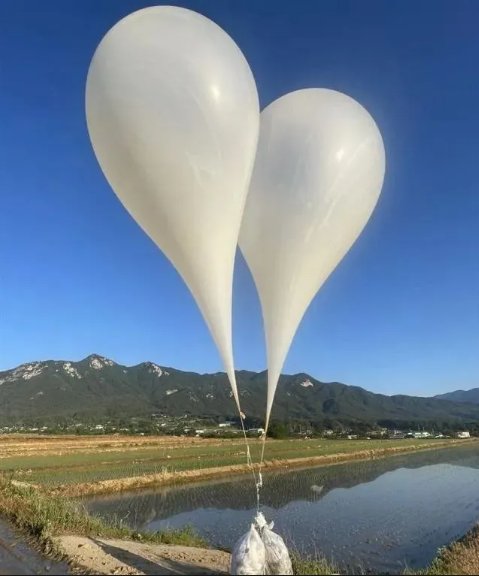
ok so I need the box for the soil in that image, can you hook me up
[55,535,230,576]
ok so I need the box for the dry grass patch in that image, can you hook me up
[417,525,479,575]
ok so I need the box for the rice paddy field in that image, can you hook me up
[0,434,478,574]
[0,434,462,491]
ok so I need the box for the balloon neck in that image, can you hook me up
[235,398,244,418]
[264,415,271,436]
[263,369,280,436]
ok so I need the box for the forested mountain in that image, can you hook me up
[2,354,479,428]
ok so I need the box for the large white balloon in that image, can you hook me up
[239,89,386,429]
[86,6,259,408]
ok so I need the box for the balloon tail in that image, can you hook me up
[256,427,268,514]
[236,409,259,493]
[255,372,280,513]
[216,341,259,503]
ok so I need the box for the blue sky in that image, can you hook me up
[1,0,478,396]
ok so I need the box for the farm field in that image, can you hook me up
[0,434,478,575]
[0,434,465,492]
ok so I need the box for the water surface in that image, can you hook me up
[0,519,68,575]
[84,445,479,574]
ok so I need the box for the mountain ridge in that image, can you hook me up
[1,353,479,425]
[435,388,479,405]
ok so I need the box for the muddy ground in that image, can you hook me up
[0,519,67,575]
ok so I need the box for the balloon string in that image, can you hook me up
[256,426,268,514]
[236,403,260,500]
[232,400,267,516]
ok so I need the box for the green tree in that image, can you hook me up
[267,421,288,439]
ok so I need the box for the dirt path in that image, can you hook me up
[56,535,230,576]
[0,519,67,575]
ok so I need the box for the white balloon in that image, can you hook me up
[86,6,259,407]
[239,88,386,429]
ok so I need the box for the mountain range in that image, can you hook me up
[435,389,479,405]
[1,354,478,425]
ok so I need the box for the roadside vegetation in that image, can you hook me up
[0,477,208,551]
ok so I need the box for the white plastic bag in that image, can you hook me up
[256,513,293,575]
[230,523,266,575]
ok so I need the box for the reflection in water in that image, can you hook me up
[85,446,479,574]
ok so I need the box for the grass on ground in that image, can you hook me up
[0,477,208,554]
[292,532,479,576]
[406,525,479,575]
[292,554,339,575]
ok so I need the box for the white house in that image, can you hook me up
[412,431,431,439]
[456,431,471,439]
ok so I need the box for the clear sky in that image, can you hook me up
[1,0,478,396]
